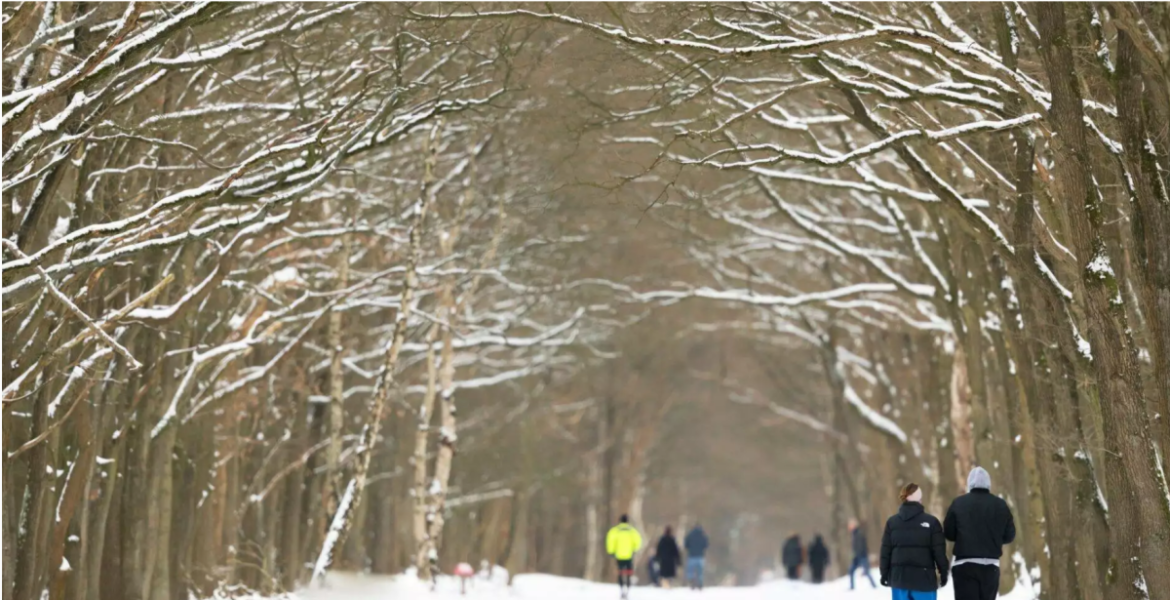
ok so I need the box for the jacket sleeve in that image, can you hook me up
[633,528,643,553]
[879,521,892,580]
[943,502,957,542]
[1003,502,1017,545]
[606,528,615,555]
[932,518,949,578]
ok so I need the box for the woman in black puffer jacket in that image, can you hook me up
[879,483,949,600]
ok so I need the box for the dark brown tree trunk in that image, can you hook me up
[1035,5,1170,598]
[1114,27,1170,458]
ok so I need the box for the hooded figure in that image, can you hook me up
[781,533,803,580]
[807,535,830,583]
[684,526,709,590]
[944,467,1016,600]
[880,483,948,599]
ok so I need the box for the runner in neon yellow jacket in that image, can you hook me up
[607,515,642,597]
[607,520,643,560]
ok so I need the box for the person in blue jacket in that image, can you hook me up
[684,524,710,590]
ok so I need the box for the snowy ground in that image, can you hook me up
[288,565,1039,600]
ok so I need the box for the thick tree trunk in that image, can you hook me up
[1036,6,1170,598]
[1114,28,1170,458]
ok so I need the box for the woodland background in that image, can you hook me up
[3,3,1170,600]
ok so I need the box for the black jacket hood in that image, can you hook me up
[897,501,924,521]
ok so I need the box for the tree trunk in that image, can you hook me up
[1035,6,1170,597]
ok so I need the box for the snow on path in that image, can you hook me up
[290,568,1038,600]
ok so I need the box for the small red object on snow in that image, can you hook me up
[455,562,475,594]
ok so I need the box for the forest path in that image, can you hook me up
[297,570,1035,600]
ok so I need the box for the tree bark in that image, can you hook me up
[1035,6,1170,598]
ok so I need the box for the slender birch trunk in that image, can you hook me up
[321,218,353,537]
[310,122,441,586]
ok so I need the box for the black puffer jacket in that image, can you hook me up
[880,502,948,591]
[944,489,1016,559]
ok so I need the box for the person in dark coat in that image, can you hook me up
[880,483,948,600]
[849,518,878,589]
[655,526,683,588]
[781,533,804,580]
[807,534,830,583]
[684,525,709,590]
[944,467,1016,600]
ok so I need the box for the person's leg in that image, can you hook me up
[862,556,877,588]
[618,559,634,591]
[954,561,1001,598]
[849,556,857,589]
[891,589,910,600]
[979,565,1000,600]
[696,558,704,589]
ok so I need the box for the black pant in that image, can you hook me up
[953,563,1000,600]
[810,565,825,583]
[785,565,800,580]
[616,559,634,588]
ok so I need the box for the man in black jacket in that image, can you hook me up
[944,467,1016,600]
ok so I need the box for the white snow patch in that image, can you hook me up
[1074,326,1093,362]
[1086,251,1114,280]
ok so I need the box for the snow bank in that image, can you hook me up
[229,563,1039,600]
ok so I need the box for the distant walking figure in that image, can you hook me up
[944,467,1016,600]
[807,534,830,583]
[684,524,709,590]
[648,554,662,587]
[607,515,643,598]
[781,532,804,580]
[655,526,683,588]
[849,518,878,589]
[880,483,948,600]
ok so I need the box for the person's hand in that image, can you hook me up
[939,572,948,588]
[880,577,890,587]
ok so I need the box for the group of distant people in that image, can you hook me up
[605,516,709,597]
[780,518,875,587]
[603,466,1013,600]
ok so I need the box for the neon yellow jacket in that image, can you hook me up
[606,523,643,560]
